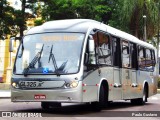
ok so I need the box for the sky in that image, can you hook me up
[9,0,21,10]
[8,0,32,13]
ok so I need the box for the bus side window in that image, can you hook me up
[145,48,153,71]
[138,46,146,70]
[97,32,112,65]
[131,43,138,69]
[112,36,122,68]
[151,49,156,71]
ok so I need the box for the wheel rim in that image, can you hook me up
[143,93,145,102]
[143,88,146,102]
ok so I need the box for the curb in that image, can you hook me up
[0,90,11,98]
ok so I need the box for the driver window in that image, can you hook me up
[97,32,111,65]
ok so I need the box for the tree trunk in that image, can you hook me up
[20,0,26,37]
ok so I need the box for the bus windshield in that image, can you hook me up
[14,33,84,75]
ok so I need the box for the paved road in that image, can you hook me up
[0,94,160,119]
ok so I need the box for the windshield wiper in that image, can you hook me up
[48,45,59,76]
[23,44,44,76]
[58,60,68,72]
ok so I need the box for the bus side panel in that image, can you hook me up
[150,65,159,95]
[82,69,100,102]
[121,68,132,100]
[112,67,122,100]
[137,70,156,98]
[82,67,114,102]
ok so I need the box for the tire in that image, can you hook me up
[131,86,147,105]
[91,85,108,111]
[41,102,61,109]
[41,102,50,110]
[49,102,61,108]
[140,86,147,105]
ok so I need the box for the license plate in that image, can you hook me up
[19,81,44,88]
[34,94,46,99]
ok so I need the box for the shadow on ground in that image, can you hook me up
[14,101,153,117]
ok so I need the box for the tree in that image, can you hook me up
[34,19,44,26]
[15,0,39,37]
[94,0,112,23]
[73,0,95,19]
[109,0,159,40]
[39,0,76,21]
[0,0,15,39]
[39,0,113,24]
[19,0,26,37]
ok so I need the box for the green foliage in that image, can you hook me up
[73,0,94,19]
[0,0,160,42]
[39,0,76,20]
[34,19,44,26]
[109,0,160,40]
[0,0,16,39]
[40,0,112,23]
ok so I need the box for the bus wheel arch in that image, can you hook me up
[139,82,148,104]
[100,80,109,103]
[91,79,109,111]
[131,82,149,105]
[143,82,149,102]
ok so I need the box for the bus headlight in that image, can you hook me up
[70,81,78,88]
[12,82,19,89]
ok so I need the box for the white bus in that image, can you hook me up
[11,19,157,111]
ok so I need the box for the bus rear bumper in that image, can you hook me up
[11,86,82,103]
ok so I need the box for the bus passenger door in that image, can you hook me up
[113,67,122,100]
[121,40,132,100]
[130,43,138,98]
[112,37,122,100]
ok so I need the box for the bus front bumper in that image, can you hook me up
[11,84,82,103]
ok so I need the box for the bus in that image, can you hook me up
[10,19,157,111]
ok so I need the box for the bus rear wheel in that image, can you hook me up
[131,86,147,105]
[140,86,148,104]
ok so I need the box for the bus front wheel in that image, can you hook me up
[41,102,61,109]
[41,102,50,110]
[91,84,108,111]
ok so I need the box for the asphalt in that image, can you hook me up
[0,89,160,99]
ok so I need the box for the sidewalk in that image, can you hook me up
[0,90,11,98]
[0,83,11,98]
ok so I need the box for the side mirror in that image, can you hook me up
[88,36,96,65]
[89,39,95,53]
[9,37,15,52]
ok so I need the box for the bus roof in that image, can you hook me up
[26,19,155,49]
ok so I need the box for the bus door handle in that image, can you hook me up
[113,83,122,88]
[131,83,138,87]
